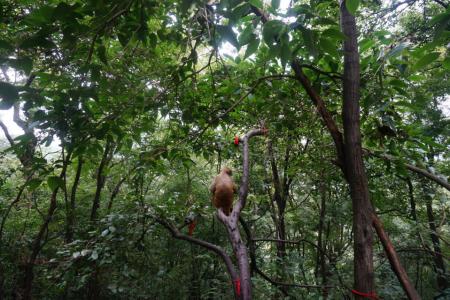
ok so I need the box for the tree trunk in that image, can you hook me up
[20,192,58,299]
[267,140,290,298]
[90,141,112,221]
[19,150,70,299]
[226,221,251,300]
[340,2,375,297]
[316,180,329,299]
[107,176,126,213]
[422,182,448,291]
[66,157,83,242]
[87,267,100,300]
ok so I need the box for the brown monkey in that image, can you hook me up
[210,167,237,216]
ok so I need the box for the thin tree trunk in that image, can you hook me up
[404,177,428,248]
[267,140,287,259]
[19,151,70,299]
[372,216,421,299]
[423,182,448,291]
[87,267,100,300]
[406,178,418,221]
[267,140,291,298]
[340,2,375,297]
[316,180,328,299]
[107,176,126,213]
[90,141,112,221]
[66,157,83,242]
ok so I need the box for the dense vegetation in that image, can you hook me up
[0,0,449,299]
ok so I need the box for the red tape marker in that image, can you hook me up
[234,136,239,145]
[188,221,196,236]
[351,289,378,299]
[234,278,241,297]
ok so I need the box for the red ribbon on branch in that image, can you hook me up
[351,289,378,299]
[234,278,241,297]
[234,136,240,145]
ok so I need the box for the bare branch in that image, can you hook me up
[233,128,267,215]
[0,121,15,146]
[367,151,450,191]
[154,216,239,282]
[254,268,335,289]
[252,238,304,244]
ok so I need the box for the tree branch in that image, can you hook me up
[0,121,15,146]
[368,151,450,191]
[291,60,345,168]
[154,216,239,282]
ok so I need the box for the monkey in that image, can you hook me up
[209,167,237,216]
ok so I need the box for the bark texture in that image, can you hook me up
[340,2,375,297]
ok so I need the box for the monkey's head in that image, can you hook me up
[221,167,232,175]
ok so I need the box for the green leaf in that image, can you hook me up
[97,45,108,65]
[322,28,347,41]
[27,178,43,191]
[346,0,360,15]
[319,37,339,58]
[413,52,439,70]
[0,81,19,109]
[359,39,375,53]
[300,27,317,57]
[262,20,285,46]
[443,56,450,70]
[216,25,239,49]
[47,176,64,192]
[54,2,77,22]
[9,57,33,75]
[271,0,280,9]
[20,35,55,49]
[23,5,54,26]
[430,11,450,26]
[180,0,195,14]
[244,37,260,59]
[249,0,263,9]
[230,3,250,21]
[389,79,407,89]
[239,25,254,46]
[280,41,291,67]
[0,40,14,52]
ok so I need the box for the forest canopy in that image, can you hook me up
[0,0,449,299]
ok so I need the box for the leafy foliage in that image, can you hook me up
[0,0,449,299]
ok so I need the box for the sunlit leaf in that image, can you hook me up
[413,52,440,70]
[322,28,347,41]
[244,37,260,59]
[359,39,375,53]
[443,56,450,70]
[319,37,339,58]
[262,20,285,45]
[47,176,64,192]
[271,0,280,9]
[27,178,43,191]
[249,0,263,9]
[346,0,360,15]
